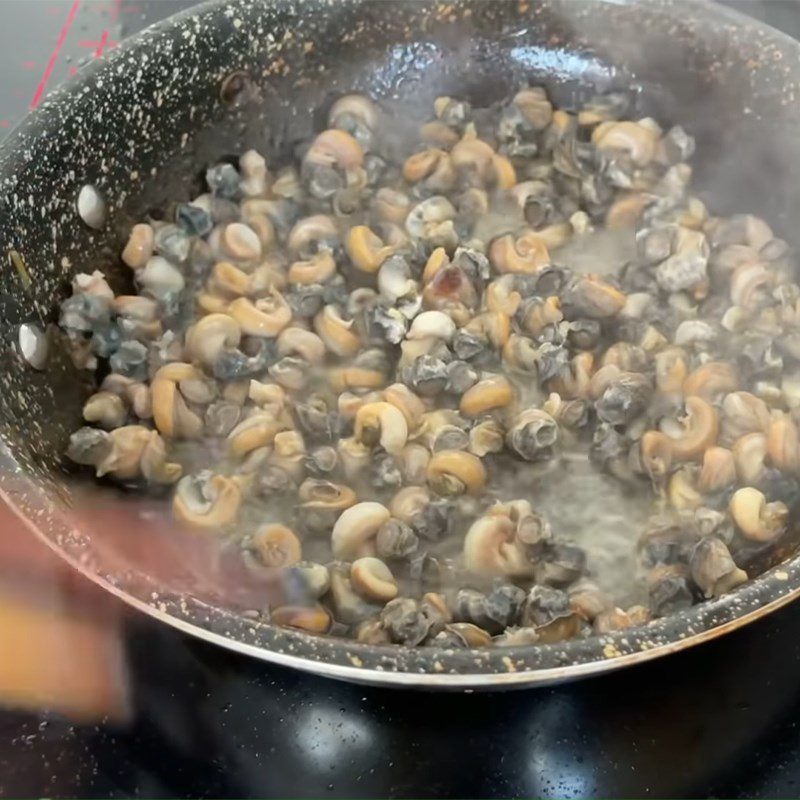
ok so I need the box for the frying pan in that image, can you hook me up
[1,0,799,689]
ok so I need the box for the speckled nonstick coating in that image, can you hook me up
[1,0,799,688]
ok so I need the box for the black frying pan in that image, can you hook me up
[2,0,800,688]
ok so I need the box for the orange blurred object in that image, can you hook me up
[0,477,280,723]
[0,501,129,722]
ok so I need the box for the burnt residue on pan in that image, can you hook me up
[1,0,800,684]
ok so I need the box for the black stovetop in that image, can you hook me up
[3,1,800,797]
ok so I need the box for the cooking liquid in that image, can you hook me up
[522,453,649,606]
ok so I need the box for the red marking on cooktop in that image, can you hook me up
[30,0,81,109]
[22,60,36,70]
[69,66,78,76]
[110,0,123,23]
[78,29,117,58]
[0,121,12,129]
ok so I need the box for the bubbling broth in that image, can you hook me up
[523,453,649,607]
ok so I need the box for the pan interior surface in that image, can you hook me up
[2,0,800,686]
